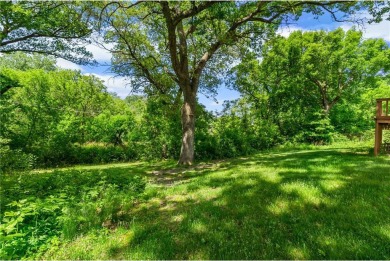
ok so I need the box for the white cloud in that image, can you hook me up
[85,73,131,98]
[86,43,113,63]
[276,25,306,38]
[56,41,113,71]
[56,58,83,71]
[277,13,390,42]
[55,57,131,98]
[340,20,390,42]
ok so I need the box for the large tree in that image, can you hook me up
[97,1,386,164]
[234,28,390,115]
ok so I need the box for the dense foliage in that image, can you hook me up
[1,35,389,170]
[0,1,92,64]
[0,169,146,259]
[232,28,390,144]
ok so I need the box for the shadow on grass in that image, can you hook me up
[35,148,390,259]
[96,149,390,260]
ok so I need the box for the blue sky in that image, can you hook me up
[56,10,390,112]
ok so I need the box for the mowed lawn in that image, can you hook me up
[12,144,390,259]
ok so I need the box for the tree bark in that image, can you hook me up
[323,100,331,115]
[178,90,196,165]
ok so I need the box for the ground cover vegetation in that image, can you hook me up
[1,0,390,259]
[1,143,389,259]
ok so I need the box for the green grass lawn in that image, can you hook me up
[2,143,390,259]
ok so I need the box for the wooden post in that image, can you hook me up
[375,100,382,156]
[374,122,382,156]
[374,98,390,156]
[377,100,382,118]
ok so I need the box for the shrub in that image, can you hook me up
[0,196,66,259]
[299,112,334,145]
[34,143,138,167]
[70,143,137,164]
[0,138,35,173]
[331,133,351,143]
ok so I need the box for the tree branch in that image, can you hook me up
[111,21,166,93]
[177,21,189,80]
[160,2,182,80]
[174,2,221,25]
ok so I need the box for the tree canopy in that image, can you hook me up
[234,28,390,114]
[0,1,93,64]
[232,28,390,143]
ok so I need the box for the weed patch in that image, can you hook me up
[0,170,145,259]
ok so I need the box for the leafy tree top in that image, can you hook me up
[232,28,390,114]
[0,1,93,64]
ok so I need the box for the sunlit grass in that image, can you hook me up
[20,142,390,259]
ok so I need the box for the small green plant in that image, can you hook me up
[0,196,66,259]
[60,179,142,239]
[0,170,146,259]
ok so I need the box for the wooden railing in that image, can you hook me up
[375,98,390,156]
[376,98,390,119]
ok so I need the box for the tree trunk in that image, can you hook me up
[324,102,330,115]
[178,91,196,165]
[322,97,331,115]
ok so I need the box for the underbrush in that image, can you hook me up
[37,143,138,167]
[0,170,146,260]
[0,139,36,173]
[3,129,381,172]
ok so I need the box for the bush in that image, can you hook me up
[299,112,334,145]
[0,196,66,259]
[34,143,138,167]
[331,133,351,143]
[70,143,137,164]
[0,138,35,173]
